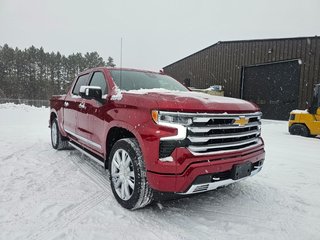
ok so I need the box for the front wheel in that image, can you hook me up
[109,138,153,210]
[51,118,69,150]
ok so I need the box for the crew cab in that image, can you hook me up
[49,67,265,209]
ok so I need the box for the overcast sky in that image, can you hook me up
[0,0,319,71]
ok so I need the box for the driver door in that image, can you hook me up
[76,71,108,154]
[63,73,90,137]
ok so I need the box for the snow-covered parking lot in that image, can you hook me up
[0,103,319,240]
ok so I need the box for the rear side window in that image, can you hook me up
[89,72,108,95]
[72,74,89,95]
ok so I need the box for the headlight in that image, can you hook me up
[151,110,190,140]
[151,110,193,126]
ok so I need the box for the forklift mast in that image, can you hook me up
[309,84,320,114]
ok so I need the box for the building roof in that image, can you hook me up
[163,36,319,69]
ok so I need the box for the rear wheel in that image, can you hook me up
[51,118,69,150]
[109,138,153,210]
[289,124,310,137]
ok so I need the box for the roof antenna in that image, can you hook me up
[120,37,123,90]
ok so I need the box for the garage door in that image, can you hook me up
[241,60,300,120]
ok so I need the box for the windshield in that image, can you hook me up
[109,70,188,92]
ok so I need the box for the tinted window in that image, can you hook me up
[109,70,188,92]
[89,72,108,95]
[72,74,89,95]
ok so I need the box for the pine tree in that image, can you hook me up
[0,44,110,100]
[106,57,116,67]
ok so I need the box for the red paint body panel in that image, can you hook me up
[50,67,265,193]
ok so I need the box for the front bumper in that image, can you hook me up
[146,146,265,193]
[179,164,263,195]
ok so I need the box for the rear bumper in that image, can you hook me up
[146,147,265,193]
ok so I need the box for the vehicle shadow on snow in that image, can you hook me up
[148,181,268,214]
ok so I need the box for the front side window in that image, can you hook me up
[72,74,89,95]
[109,70,188,92]
[89,71,108,95]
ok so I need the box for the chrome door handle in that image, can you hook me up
[79,102,86,109]
[64,101,69,107]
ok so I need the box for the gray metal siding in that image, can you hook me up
[164,37,320,109]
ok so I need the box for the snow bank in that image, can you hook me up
[0,102,47,111]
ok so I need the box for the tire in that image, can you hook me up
[51,118,69,150]
[109,138,153,210]
[289,124,310,137]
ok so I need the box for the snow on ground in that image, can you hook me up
[0,103,319,240]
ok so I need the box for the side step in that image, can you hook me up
[69,141,105,167]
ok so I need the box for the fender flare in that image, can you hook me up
[104,120,147,162]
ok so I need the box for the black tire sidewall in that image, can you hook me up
[51,119,60,149]
[108,139,144,210]
[300,125,309,137]
[290,124,309,137]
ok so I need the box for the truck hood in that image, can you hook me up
[121,89,259,113]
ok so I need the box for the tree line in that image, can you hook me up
[0,44,115,100]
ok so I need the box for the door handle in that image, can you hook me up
[79,102,86,109]
[64,101,69,107]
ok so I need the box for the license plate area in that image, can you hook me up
[231,162,252,180]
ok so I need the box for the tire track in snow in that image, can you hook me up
[29,148,191,240]
[26,151,112,240]
[0,142,39,162]
[68,151,186,240]
[68,151,111,192]
[0,146,93,232]
[27,191,108,240]
[156,183,294,240]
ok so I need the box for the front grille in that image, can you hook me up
[187,112,262,155]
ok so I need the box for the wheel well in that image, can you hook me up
[105,127,135,168]
[50,112,57,126]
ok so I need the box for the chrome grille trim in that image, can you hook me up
[188,139,263,156]
[186,111,262,155]
[188,138,259,152]
[188,130,260,142]
[189,122,261,133]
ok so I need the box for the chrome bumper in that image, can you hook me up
[178,165,263,195]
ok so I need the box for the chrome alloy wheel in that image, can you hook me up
[51,121,58,146]
[111,149,135,200]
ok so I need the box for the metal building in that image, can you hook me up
[163,36,320,120]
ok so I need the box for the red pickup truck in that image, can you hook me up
[50,67,265,209]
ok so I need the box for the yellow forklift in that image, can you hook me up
[289,84,320,137]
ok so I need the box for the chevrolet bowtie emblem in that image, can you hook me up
[234,117,249,126]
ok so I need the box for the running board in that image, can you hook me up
[69,141,105,167]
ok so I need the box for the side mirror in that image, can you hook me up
[79,86,102,100]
